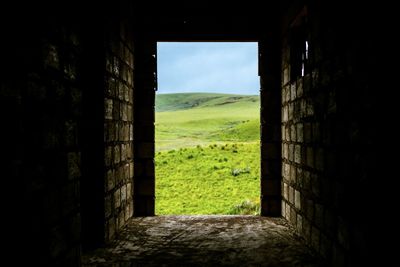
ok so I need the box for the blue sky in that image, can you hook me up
[157,42,259,95]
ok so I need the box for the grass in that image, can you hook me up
[155,93,260,215]
[156,93,260,151]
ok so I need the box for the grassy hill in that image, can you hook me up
[156,93,260,151]
[155,92,259,112]
[155,92,260,215]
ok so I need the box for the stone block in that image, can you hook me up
[295,190,301,209]
[290,124,296,142]
[113,100,120,120]
[288,186,294,204]
[114,145,120,164]
[121,144,127,162]
[105,195,112,218]
[121,184,127,202]
[294,145,301,163]
[290,165,296,183]
[297,79,303,97]
[290,83,296,101]
[105,99,113,120]
[283,182,288,201]
[296,123,303,142]
[288,103,293,120]
[290,206,297,225]
[127,182,132,199]
[296,214,302,233]
[288,144,294,161]
[106,169,115,192]
[105,146,112,167]
[114,189,121,209]
[283,144,289,160]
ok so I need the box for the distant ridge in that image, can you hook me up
[156,92,259,112]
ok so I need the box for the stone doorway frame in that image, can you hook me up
[133,36,282,217]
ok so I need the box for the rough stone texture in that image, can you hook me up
[82,216,324,267]
[280,2,376,266]
[2,6,84,266]
[3,1,380,266]
[104,14,135,242]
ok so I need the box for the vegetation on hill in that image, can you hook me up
[155,92,260,215]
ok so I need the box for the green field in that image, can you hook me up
[155,93,260,215]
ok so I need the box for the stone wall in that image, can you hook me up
[2,7,84,265]
[103,13,134,241]
[281,2,375,266]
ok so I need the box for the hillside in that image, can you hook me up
[155,92,259,112]
[155,93,260,151]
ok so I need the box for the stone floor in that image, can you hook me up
[82,216,324,267]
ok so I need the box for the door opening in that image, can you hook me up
[155,42,260,215]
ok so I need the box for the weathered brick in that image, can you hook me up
[283,163,290,180]
[283,144,288,160]
[294,145,301,163]
[281,200,286,217]
[282,106,288,122]
[295,190,301,209]
[114,189,121,209]
[290,124,296,142]
[285,126,290,141]
[106,169,115,192]
[288,103,293,120]
[129,125,133,141]
[290,206,296,225]
[121,144,127,162]
[288,144,294,161]
[127,183,132,200]
[296,123,303,142]
[296,214,302,233]
[290,83,296,101]
[283,67,290,85]
[105,195,112,218]
[105,99,113,120]
[290,165,296,183]
[297,79,303,97]
[113,100,120,120]
[114,145,120,164]
[288,186,294,204]
[121,184,127,202]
